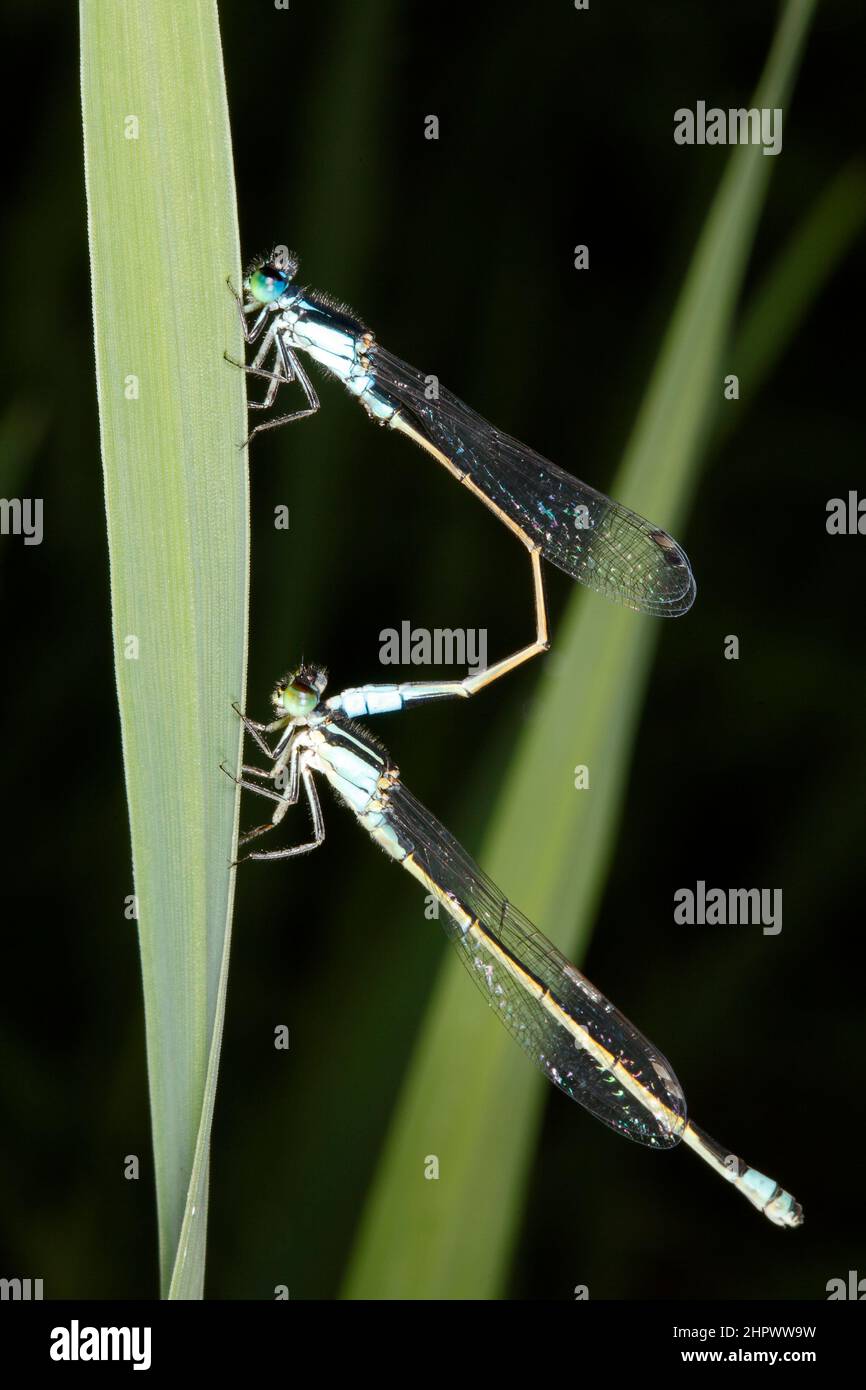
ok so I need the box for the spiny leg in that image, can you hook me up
[231,701,280,761]
[223,742,300,812]
[220,759,277,784]
[224,321,284,399]
[247,343,291,411]
[228,330,322,441]
[223,348,286,396]
[244,341,321,442]
[268,742,300,810]
[279,340,319,414]
[224,345,287,416]
[226,746,303,858]
[222,753,298,800]
[238,779,285,807]
[246,769,325,863]
[250,319,281,373]
[220,765,284,857]
[220,765,287,835]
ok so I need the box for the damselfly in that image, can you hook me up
[225,666,802,1229]
[228,251,696,697]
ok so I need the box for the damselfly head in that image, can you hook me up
[244,248,299,304]
[272,663,328,719]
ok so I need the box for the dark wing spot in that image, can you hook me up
[649,529,686,567]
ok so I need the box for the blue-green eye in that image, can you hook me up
[246,263,290,304]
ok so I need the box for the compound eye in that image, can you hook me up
[277,679,319,718]
[247,262,290,304]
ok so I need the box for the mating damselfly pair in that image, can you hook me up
[227,250,802,1228]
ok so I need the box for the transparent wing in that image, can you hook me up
[371,346,696,617]
[384,780,687,1147]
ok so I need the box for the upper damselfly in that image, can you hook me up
[225,666,802,1230]
[229,250,696,696]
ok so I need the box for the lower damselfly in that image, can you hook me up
[228,250,696,697]
[225,666,802,1229]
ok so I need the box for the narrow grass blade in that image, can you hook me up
[344,0,818,1299]
[80,0,246,1298]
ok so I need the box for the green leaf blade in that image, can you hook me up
[80,0,246,1297]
